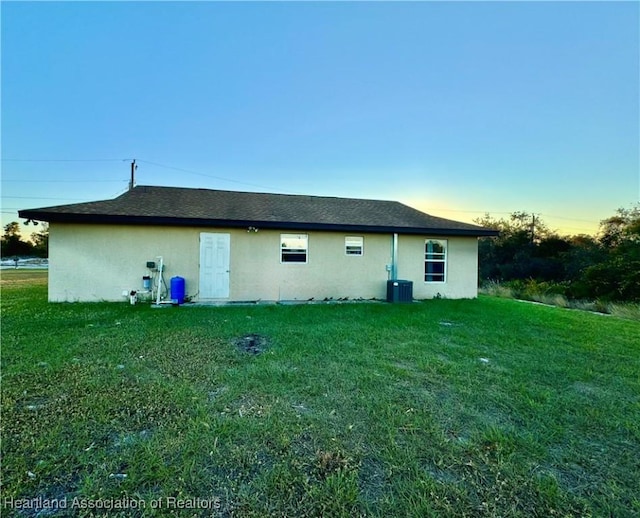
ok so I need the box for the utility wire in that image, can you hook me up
[1,158,131,162]
[2,179,126,183]
[434,208,600,225]
[3,157,301,194]
[2,196,86,201]
[429,208,514,215]
[540,213,600,224]
[136,159,303,194]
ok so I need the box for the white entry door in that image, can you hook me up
[199,233,230,299]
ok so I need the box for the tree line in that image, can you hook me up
[475,206,640,303]
[1,222,49,259]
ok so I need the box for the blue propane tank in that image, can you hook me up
[170,276,186,304]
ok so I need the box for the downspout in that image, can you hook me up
[391,233,398,280]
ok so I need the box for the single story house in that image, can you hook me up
[19,185,498,303]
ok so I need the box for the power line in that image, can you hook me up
[1,157,282,192]
[1,158,131,162]
[2,179,126,183]
[430,208,514,215]
[135,159,301,194]
[433,208,600,226]
[540,213,600,224]
[2,196,86,201]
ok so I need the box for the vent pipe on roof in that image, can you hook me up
[129,159,137,191]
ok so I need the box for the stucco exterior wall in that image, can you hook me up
[397,235,479,299]
[230,230,393,301]
[48,223,479,302]
[48,224,200,302]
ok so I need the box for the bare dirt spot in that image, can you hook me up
[315,449,354,479]
[234,334,270,355]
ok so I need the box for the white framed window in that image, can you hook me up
[281,234,308,263]
[425,239,446,282]
[345,236,363,256]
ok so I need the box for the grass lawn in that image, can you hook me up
[1,270,639,517]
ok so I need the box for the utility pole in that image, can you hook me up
[531,213,536,244]
[129,159,136,191]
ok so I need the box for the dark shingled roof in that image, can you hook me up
[19,185,498,237]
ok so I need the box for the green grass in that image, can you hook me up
[2,270,639,517]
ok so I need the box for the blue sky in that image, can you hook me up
[2,1,639,237]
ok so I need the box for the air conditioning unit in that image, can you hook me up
[387,280,413,303]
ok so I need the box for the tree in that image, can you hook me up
[31,222,49,258]
[599,206,640,248]
[3,221,20,238]
[584,205,640,301]
[1,222,34,258]
[475,212,553,281]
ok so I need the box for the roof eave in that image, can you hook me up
[18,211,499,237]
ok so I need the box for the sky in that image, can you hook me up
[2,1,639,238]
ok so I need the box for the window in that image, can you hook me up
[425,239,446,282]
[281,234,308,263]
[345,236,363,256]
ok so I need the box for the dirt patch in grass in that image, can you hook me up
[315,449,354,479]
[234,334,270,355]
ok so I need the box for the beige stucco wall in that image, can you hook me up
[231,230,393,301]
[48,223,479,302]
[48,224,200,302]
[397,235,479,299]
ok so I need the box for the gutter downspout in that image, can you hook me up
[391,233,398,280]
